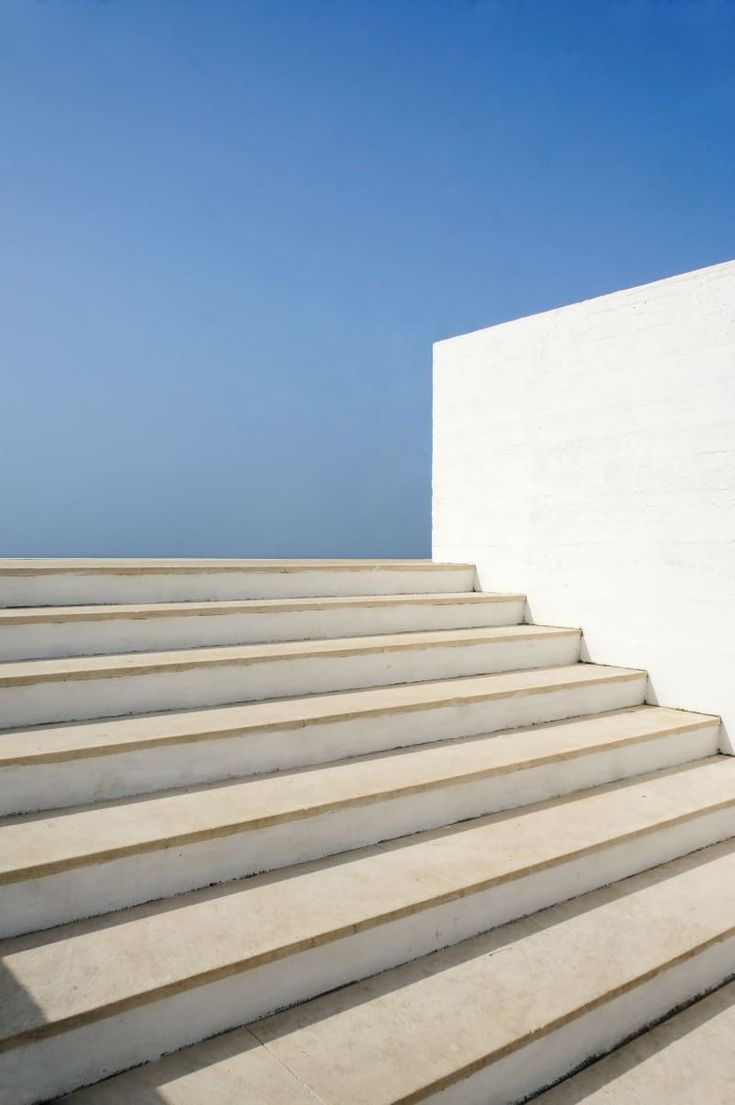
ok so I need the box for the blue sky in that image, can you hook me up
[2,0,733,557]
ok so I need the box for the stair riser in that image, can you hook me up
[3,723,720,937]
[0,600,525,661]
[423,938,734,1105]
[3,807,732,1104]
[0,634,581,728]
[0,566,476,608]
[0,675,647,815]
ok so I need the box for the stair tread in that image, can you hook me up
[0,624,579,686]
[2,759,733,1048]
[62,1021,324,1105]
[0,591,523,625]
[0,558,474,575]
[0,663,645,762]
[58,843,735,1105]
[535,979,735,1103]
[0,705,718,884]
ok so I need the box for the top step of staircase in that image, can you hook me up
[0,559,476,607]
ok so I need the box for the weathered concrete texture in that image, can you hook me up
[0,624,581,727]
[58,845,735,1105]
[0,557,732,1103]
[0,559,476,606]
[535,979,735,1104]
[0,591,526,661]
[433,259,735,747]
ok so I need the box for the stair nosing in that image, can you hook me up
[0,558,476,577]
[50,847,735,1105]
[0,592,525,625]
[2,773,733,1051]
[0,625,581,687]
[532,978,735,1104]
[371,931,735,1104]
[0,711,720,884]
[0,665,647,764]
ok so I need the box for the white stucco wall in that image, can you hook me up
[433,260,735,749]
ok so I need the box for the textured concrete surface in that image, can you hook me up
[0,624,582,727]
[0,664,642,764]
[433,259,735,745]
[0,559,477,605]
[535,980,735,1103]
[58,844,735,1105]
[2,757,733,1046]
[0,592,525,661]
[0,705,718,884]
[0,556,731,1102]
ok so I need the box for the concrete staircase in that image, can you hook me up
[0,558,732,1105]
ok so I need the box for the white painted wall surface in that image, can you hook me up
[433,260,735,748]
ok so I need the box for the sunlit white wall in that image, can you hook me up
[433,260,735,748]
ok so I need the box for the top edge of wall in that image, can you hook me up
[433,257,735,349]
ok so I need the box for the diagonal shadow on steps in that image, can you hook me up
[524,978,735,1102]
[250,838,735,1041]
[0,961,48,1105]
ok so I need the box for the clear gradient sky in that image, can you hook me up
[2,0,734,556]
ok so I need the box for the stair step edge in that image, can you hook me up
[0,625,581,687]
[0,591,525,624]
[0,664,646,763]
[0,708,721,885]
[22,843,735,1105]
[2,759,733,1050]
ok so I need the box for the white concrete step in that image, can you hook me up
[58,844,735,1105]
[534,979,735,1104]
[0,591,525,661]
[2,761,733,1102]
[0,624,582,728]
[0,664,647,813]
[1,705,718,936]
[0,558,476,607]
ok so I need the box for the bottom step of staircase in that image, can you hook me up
[59,841,735,1105]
